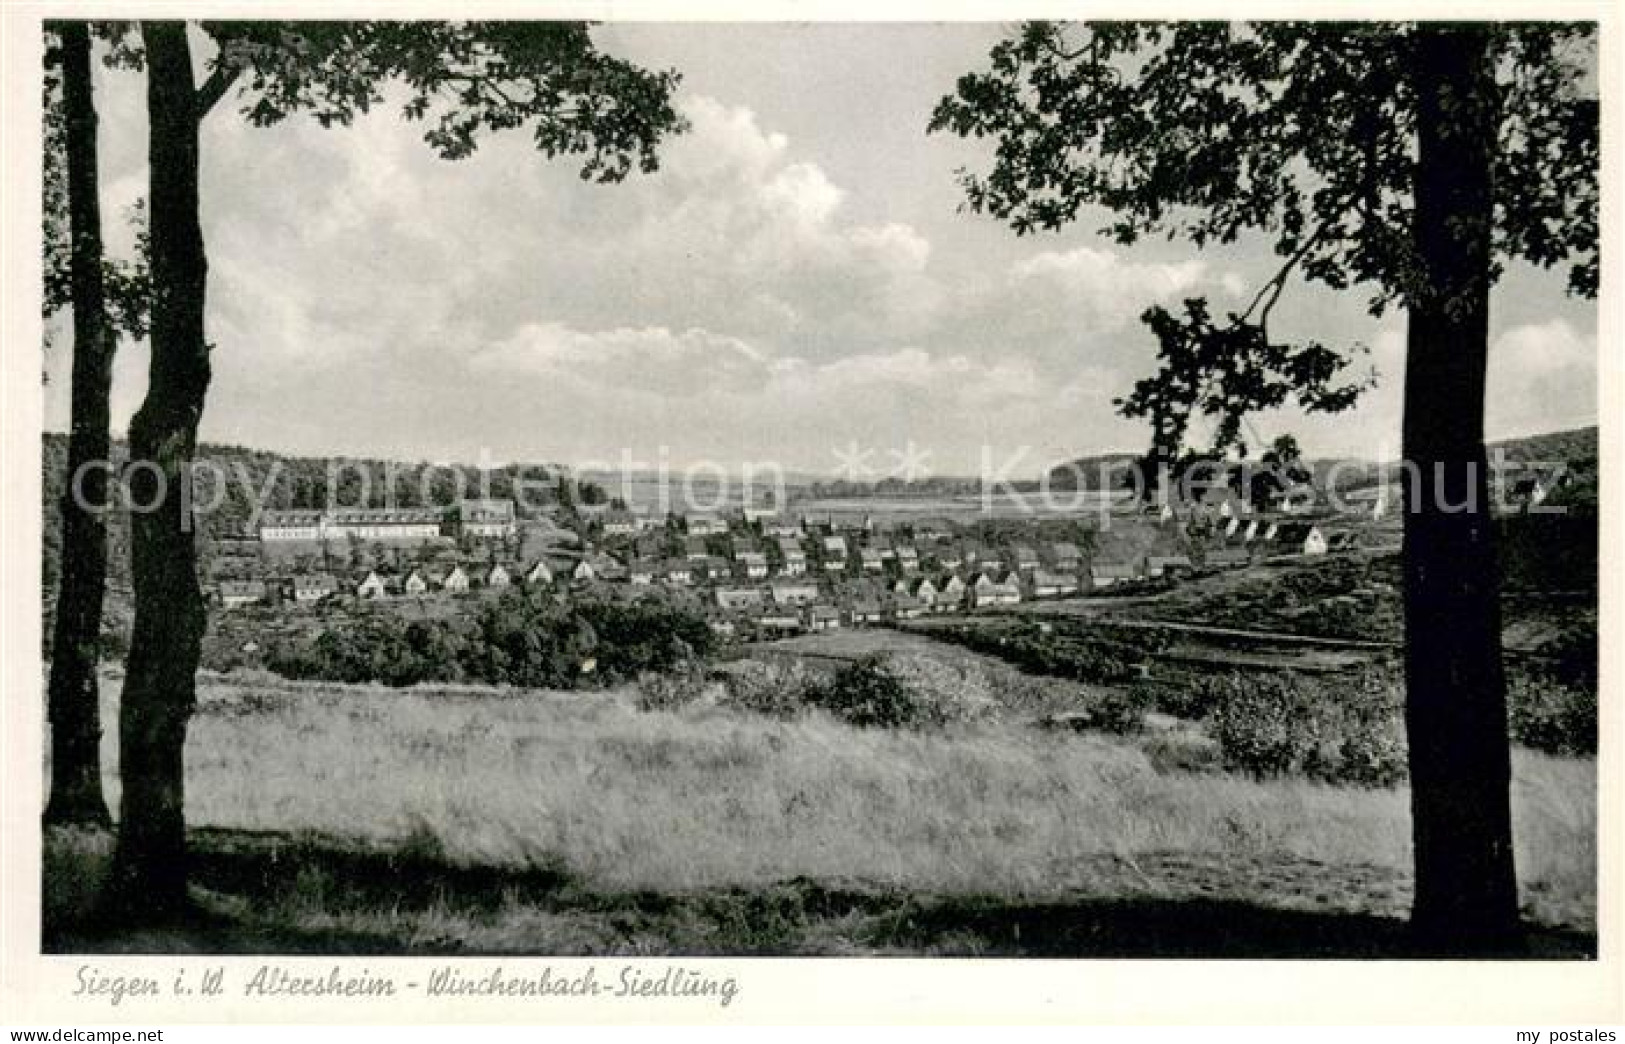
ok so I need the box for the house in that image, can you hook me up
[764,519,805,538]
[859,548,886,572]
[687,513,727,536]
[293,574,339,603]
[706,615,738,639]
[522,559,553,586]
[772,582,820,607]
[1262,522,1279,542]
[911,518,954,541]
[715,587,765,612]
[1239,519,1260,544]
[756,607,803,633]
[1326,530,1359,553]
[437,565,470,593]
[218,579,267,609]
[849,600,883,626]
[1224,516,1241,538]
[890,595,927,620]
[911,576,940,607]
[730,536,759,557]
[1206,548,1250,569]
[695,555,732,582]
[1273,523,1328,556]
[403,569,430,595]
[454,498,516,540]
[777,540,808,576]
[600,510,641,536]
[738,551,769,579]
[592,553,628,581]
[827,511,872,533]
[484,563,511,589]
[1089,563,1138,589]
[662,559,694,585]
[1145,555,1194,579]
[1029,570,1075,598]
[895,546,920,572]
[822,535,849,570]
[1050,542,1084,571]
[972,573,1021,606]
[1009,545,1040,571]
[628,559,658,585]
[807,604,842,632]
[356,571,390,600]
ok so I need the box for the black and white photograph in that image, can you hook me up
[2,3,1619,1027]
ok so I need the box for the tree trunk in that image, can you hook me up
[103,21,210,922]
[44,22,115,829]
[1401,25,1520,955]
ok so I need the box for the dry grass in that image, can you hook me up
[55,669,1594,947]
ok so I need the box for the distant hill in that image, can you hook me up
[40,435,600,604]
[1046,426,1597,502]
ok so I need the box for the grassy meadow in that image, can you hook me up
[44,665,1596,956]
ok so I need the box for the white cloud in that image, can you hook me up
[471,323,771,396]
[1487,319,1597,436]
[1009,246,1211,329]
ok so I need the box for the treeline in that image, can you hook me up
[264,589,713,689]
[41,433,611,594]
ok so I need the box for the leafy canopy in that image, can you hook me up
[930,22,1598,463]
[101,20,687,179]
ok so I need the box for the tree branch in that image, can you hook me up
[195,63,241,117]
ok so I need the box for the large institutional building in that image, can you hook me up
[257,498,516,544]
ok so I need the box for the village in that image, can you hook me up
[209,485,1377,642]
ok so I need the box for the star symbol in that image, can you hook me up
[831,440,877,481]
[888,440,933,482]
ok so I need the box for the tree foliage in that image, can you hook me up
[42,25,149,340]
[930,21,1598,462]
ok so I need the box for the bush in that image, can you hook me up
[634,663,711,713]
[1508,672,1597,756]
[809,654,1002,729]
[720,660,819,719]
[812,656,920,728]
[1088,685,1152,736]
[1206,669,1407,787]
[262,590,713,690]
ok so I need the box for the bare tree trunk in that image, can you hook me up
[44,22,115,829]
[1402,24,1520,955]
[103,21,210,921]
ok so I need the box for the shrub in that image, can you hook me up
[1087,685,1152,736]
[1508,672,1597,756]
[812,655,920,729]
[1206,669,1407,787]
[720,660,819,719]
[880,654,1000,725]
[634,663,711,713]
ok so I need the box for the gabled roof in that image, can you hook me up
[1273,522,1323,544]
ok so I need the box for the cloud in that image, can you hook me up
[1487,319,1597,436]
[1009,246,1211,330]
[470,323,772,396]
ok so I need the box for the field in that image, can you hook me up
[45,668,1595,956]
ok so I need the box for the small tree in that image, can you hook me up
[932,21,1597,953]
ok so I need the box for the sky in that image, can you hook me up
[42,23,1601,478]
